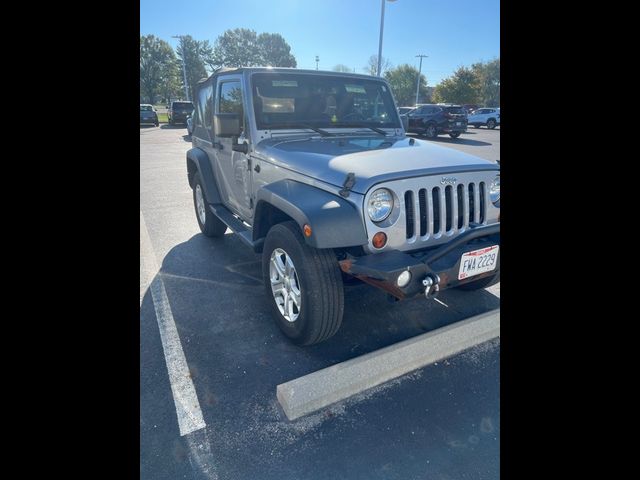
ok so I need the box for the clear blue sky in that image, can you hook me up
[140,0,499,86]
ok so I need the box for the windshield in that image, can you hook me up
[251,73,401,130]
[140,105,153,111]
[173,102,193,111]
[443,106,465,114]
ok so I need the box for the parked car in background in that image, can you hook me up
[168,101,194,125]
[467,108,500,129]
[140,104,159,127]
[186,109,194,136]
[398,106,415,115]
[461,104,481,114]
[406,104,467,139]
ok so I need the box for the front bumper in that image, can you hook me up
[339,223,500,299]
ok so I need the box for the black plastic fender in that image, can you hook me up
[254,180,368,249]
[186,148,221,204]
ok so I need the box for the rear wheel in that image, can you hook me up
[449,132,461,138]
[192,173,227,237]
[487,119,496,129]
[425,123,438,138]
[262,221,344,345]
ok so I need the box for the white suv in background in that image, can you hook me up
[468,108,500,129]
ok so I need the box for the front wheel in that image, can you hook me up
[449,132,461,138]
[487,119,496,129]
[262,221,344,345]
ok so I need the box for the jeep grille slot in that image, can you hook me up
[445,186,453,232]
[469,183,475,224]
[479,182,486,224]
[457,184,465,229]
[402,182,487,240]
[404,191,414,238]
[418,189,427,236]
[432,188,441,235]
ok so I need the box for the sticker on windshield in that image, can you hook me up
[272,80,298,87]
[345,84,366,94]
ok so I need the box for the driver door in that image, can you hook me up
[213,76,253,221]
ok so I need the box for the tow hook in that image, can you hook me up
[422,274,441,298]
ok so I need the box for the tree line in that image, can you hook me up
[140,29,297,104]
[140,29,499,109]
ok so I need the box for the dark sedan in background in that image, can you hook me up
[140,104,159,127]
[406,104,467,139]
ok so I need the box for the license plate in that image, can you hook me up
[458,245,499,280]
[456,122,462,126]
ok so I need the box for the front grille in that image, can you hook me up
[404,182,486,240]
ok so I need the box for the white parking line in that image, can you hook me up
[140,211,206,436]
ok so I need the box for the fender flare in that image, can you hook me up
[254,180,368,249]
[186,147,221,204]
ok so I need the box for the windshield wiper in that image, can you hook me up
[330,123,390,136]
[266,123,334,137]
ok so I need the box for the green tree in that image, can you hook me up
[140,35,179,104]
[363,54,392,76]
[257,33,297,67]
[175,35,208,102]
[207,28,297,69]
[384,64,428,106]
[471,58,500,106]
[333,64,352,72]
[432,66,481,104]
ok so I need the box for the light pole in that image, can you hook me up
[315,55,319,70]
[415,54,428,106]
[172,35,190,101]
[377,0,397,76]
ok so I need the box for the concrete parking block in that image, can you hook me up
[277,309,500,420]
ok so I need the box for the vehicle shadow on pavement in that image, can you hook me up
[144,232,500,363]
[160,124,188,130]
[140,232,500,480]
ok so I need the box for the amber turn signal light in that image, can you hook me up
[372,232,387,249]
[303,224,312,237]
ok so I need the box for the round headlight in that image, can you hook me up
[489,176,500,205]
[368,188,393,222]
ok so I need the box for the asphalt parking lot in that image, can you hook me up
[140,125,500,479]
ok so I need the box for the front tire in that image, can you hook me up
[487,119,496,129]
[192,173,227,237]
[449,132,461,138]
[262,221,344,345]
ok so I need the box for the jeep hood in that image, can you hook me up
[254,135,498,194]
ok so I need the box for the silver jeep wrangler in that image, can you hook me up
[186,68,500,345]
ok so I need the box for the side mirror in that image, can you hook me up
[214,113,242,138]
[401,115,409,131]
